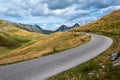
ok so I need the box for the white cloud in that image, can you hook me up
[41,24,47,29]
[100,5,120,14]
[0,0,120,30]
[29,0,41,5]
[50,24,61,30]
[43,23,47,26]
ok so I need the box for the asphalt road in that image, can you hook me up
[0,33,113,80]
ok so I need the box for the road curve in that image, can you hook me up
[0,33,113,80]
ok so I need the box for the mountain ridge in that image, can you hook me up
[55,23,80,32]
[0,20,80,34]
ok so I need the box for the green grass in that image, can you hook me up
[12,34,31,43]
[0,33,19,47]
[0,48,12,54]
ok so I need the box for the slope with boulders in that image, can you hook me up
[49,9,120,80]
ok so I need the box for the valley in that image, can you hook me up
[0,20,90,65]
[0,8,119,80]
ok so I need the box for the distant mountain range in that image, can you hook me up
[5,21,80,34]
[55,23,79,32]
[5,21,53,34]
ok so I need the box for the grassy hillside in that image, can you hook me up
[71,9,120,34]
[0,20,45,54]
[0,31,18,47]
[49,10,120,80]
[0,20,90,65]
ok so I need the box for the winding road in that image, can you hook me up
[0,33,113,80]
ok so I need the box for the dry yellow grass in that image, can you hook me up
[0,20,8,27]
[3,26,45,37]
[0,32,90,65]
[0,23,47,52]
[49,9,120,80]
[0,20,90,65]
[71,10,120,34]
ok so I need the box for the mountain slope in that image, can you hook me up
[1,20,80,34]
[72,10,120,34]
[55,25,69,32]
[55,23,80,32]
[5,21,54,34]
[49,9,120,80]
[0,20,90,65]
[0,32,90,65]
[0,31,18,47]
[72,23,80,28]
[0,20,47,54]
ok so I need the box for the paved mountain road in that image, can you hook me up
[0,33,113,80]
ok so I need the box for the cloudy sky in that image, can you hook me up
[0,0,120,30]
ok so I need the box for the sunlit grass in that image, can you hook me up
[0,20,90,65]
[0,31,90,65]
[49,9,120,80]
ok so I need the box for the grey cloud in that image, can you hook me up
[0,0,120,24]
[43,0,120,10]
[65,11,91,21]
[43,0,79,10]
[78,0,120,10]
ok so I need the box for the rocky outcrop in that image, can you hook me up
[110,51,120,67]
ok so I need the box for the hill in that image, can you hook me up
[0,20,90,65]
[71,10,120,34]
[0,30,18,47]
[0,20,46,54]
[2,20,80,34]
[49,10,120,80]
[5,21,54,34]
